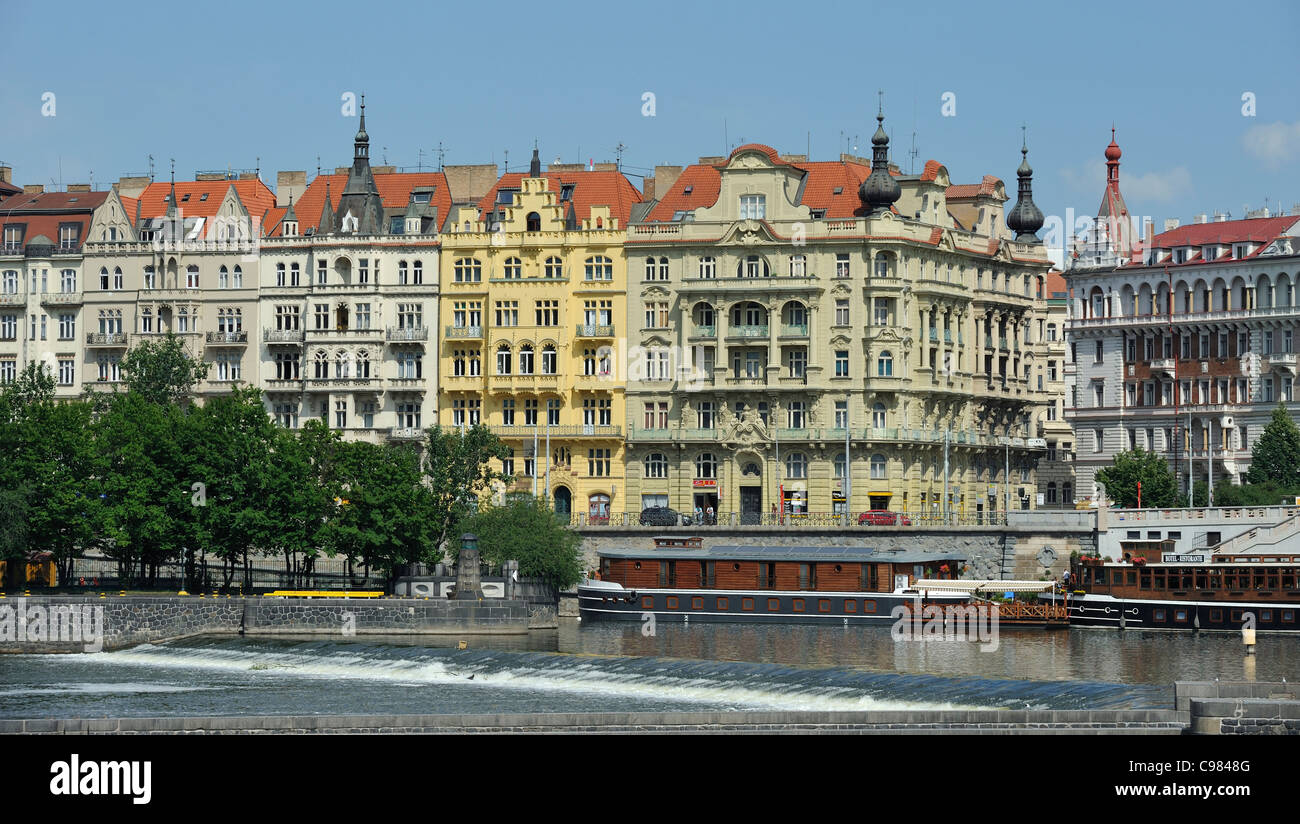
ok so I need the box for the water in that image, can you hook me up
[1,622,1295,719]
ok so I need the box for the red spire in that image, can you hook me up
[1105,127,1122,162]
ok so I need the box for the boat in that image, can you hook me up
[1041,538,1300,633]
[578,535,1064,626]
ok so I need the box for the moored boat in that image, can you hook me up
[1042,538,1300,633]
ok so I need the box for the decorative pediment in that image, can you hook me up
[830,283,852,296]
[718,220,781,246]
[640,285,672,298]
[640,334,673,348]
[829,333,852,346]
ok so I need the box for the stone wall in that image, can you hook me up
[1177,680,1300,735]
[0,595,529,653]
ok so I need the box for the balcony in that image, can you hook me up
[40,292,82,306]
[0,293,23,307]
[389,427,425,441]
[264,378,302,390]
[1268,353,1297,376]
[85,332,128,347]
[487,424,622,439]
[779,324,809,338]
[575,323,615,338]
[1150,358,1177,377]
[307,377,378,389]
[306,327,384,340]
[689,325,716,339]
[727,324,770,339]
[445,325,483,339]
[205,330,248,345]
[387,326,429,342]
[263,328,304,343]
[387,377,426,391]
[724,375,768,387]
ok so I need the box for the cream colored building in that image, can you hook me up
[622,130,1054,523]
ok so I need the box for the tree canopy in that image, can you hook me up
[1096,447,1183,508]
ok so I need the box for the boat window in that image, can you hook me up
[792,598,805,613]
[818,599,831,613]
[845,600,857,613]
[1261,610,1273,623]
[716,597,729,611]
[641,596,653,609]
[1153,609,1167,622]
[767,598,780,611]
[1209,609,1223,623]
[666,596,678,609]
[863,599,877,614]
[742,598,754,611]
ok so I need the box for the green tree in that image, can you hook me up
[120,333,210,406]
[260,420,339,588]
[453,495,583,590]
[422,425,511,560]
[1096,447,1183,508]
[326,439,434,586]
[1244,404,1300,487]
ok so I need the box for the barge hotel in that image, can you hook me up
[1065,133,1300,502]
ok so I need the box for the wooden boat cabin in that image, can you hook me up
[580,536,969,624]
[1052,538,1300,632]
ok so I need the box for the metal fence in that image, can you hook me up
[563,511,1011,528]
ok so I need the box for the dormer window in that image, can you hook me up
[496,189,517,205]
[526,212,541,232]
[181,193,191,203]
[1173,248,1188,264]
[412,191,432,204]
[560,184,575,202]
[200,193,209,202]
[1202,246,1218,261]
[1234,243,1251,259]
[683,184,694,195]
[389,215,404,234]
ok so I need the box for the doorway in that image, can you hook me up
[740,486,761,525]
[554,486,572,519]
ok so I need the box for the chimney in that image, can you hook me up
[1194,213,1208,224]
[1164,219,1180,231]
[237,172,259,180]
[66,184,91,193]
[654,165,683,199]
[1213,212,1228,222]
[196,172,227,181]
[23,184,44,194]
[0,166,12,184]
[442,164,500,202]
[698,156,726,165]
[116,176,151,199]
[276,171,307,207]
[643,177,655,201]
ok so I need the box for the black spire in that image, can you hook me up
[166,159,178,218]
[859,96,901,215]
[1006,130,1044,243]
[529,142,541,177]
[354,94,369,162]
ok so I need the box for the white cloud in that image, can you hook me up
[1242,120,1300,166]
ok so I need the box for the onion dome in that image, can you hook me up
[859,111,900,214]
[1007,139,1044,243]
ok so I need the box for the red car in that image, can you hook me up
[857,510,912,526]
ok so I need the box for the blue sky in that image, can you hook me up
[4,0,1298,262]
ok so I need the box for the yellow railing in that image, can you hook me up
[263,590,384,598]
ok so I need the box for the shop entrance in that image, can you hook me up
[739,486,761,525]
[693,492,718,524]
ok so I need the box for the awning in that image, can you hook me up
[912,579,1057,593]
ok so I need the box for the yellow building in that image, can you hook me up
[437,151,642,521]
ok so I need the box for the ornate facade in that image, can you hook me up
[622,122,1054,522]
[436,150,642,519]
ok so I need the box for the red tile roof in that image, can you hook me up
[133,179,276,222]
[0,191,108,251]
[1045,269,1067,298]
[946,175,1003,199]
[287,171,452,235]
[1147,215,1300,250]
[477,170,643,226]
[920,159,943,182]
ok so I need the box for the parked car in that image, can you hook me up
[639,506,691,526]
[857,510,911,526]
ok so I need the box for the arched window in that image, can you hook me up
[518,344,535,374]
[335,349,350,378]
[870,454,887,480]
[412,260,422,284]
[584,255,613,281]
[314,350,329,379]
[877,351,893,377]
[544,256,563,279]
[872,403,886,429]
[143,265,156,290]
[454,258,482,283]
[833,453,847,479]
[99,267,110,290]
[874,252,892,278]
[644,453,668,479]
[398,260,409,284]
[503,257,522,279]
[658,257,669,280]
[644,257,656,281]
[356,350,370,378]
[232,265,242,288]
[695,453,717,479]
[541,344,557,374]
[496,344,512,375]
[186,265,199,288]
[785,452,807,479]
[737,255,770,278]
[588,493,610,521]
[526,212,541,232]
[218,266,229,289]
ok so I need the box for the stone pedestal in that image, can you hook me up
[453,534,484,600]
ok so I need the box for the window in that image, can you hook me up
[695,453,717,479]
[547,398,561,426]
[874,298,890,326]
[1094,428,1105,453]
[698,257,716,279]
[788,349,806,378]
[789,254,806,276]
[1094,340,1104,363]
[834,400,848,429]
[877,351,893,377]
[788,401,806,429]
[587,449,610,477]
[644,453,668,479]
[739,194,765,220]
[645,301,669,328]
[835,351,849,377]
[396,352,422,379]
[454,258,482,282]
[502,257,522,280]
[834,298,850,326]
[835,254,851,279]
[644,401,668,429]
[543,256,563,279]
[57,358,74,385]
[535,300,559,326]
[495,300,519,326]
[584,256,613,281]
[541,344,557,374]
[57,313,75,340]
[872,403,886,429]
[784,452,807,479]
